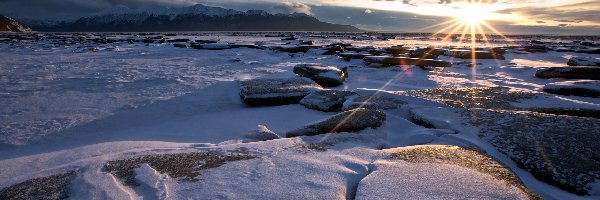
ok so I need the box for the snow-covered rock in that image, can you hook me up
[343,95,406,111]
[240,77,322,106]
[300,90,357,112]
[244,125,280,141]
[543,80,600,97]
[535,67,600,80]
[293,64,348,87]
[286,108,386,137]
[567,57,600,67]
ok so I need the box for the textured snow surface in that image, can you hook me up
[1,34,600,199]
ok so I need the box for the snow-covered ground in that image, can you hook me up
[0,33,599,199]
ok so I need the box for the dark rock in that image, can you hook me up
[300,90,357,112]
[338,53,373,60]
[408,48,441,59]
[240,77,322,106]
[535,67,600,80]
[445,50,505,59]
[576,48,600,54]
[523,45,548,53]
[173,43,188,48]
[273,45,321,53]
[322,45,344,55]
[293,64,348,87]
[543,80,600,97]
[465,109,600,195]
[384,45,409,54]
[286,108,386,137]
[364,56,452,68]
[0,171,76,200]
[567,57,600,66]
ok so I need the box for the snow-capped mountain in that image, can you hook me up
[24,4,362,32]
[0,15,31,32]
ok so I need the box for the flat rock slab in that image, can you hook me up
[465,109,600,195]
[367,145,540,199]
[293,64,348,87]
[0,171,77,200]
[535,67,600,80]
[286,108,386,137]
[364,56,452,68]
[300,90,357,112]
[543,80,600,97]
[567,57,600,66]
[343,95,406,111]
[445,49,505,59]
[240,77,322,106]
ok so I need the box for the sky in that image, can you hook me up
[0,0,599,34]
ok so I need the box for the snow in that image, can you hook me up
[1,33,599,199]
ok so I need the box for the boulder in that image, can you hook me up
[244,125,280,141]
[239,77,322,106]
[286,108,386,137]
[543,80,600,97]
[343,95,406,111]
[293,64,348,87]
[535,67,600,80]
[273,45,320,53]
[567,57,600,66]
[384,45,409,54]
[364,56,452,68]
[523,45,548,53]
[173,43,188,48]
[300,90,358,112]
[338,53,373,60]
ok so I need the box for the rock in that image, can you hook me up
[239,77,322,106]
[364,56,452,68]
[273,45,320,53]
[445,49,505,59]
[173,43,188,48]
[286,108,386,137]
[543,80,600,97]
[408,48,442,59]
[464,109,600,195]
[197,43,231,50]
[523,45,548,53]
[338,53,373,60]
[576,48,600,54]
[244,125,280,141]
[567,57,600,66]
[343,95,406,111]
[0,171,77,200]
[385,145,541,199]
[535,67,600,80]
[300,90,358,112]
[0,16,31,32]
[384,45,409,54]
[322,45,344,55]
[293,64,348,87]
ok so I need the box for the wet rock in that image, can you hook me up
[567,57,600,67]
[343,95,406,111]
[464,109,600,195]
[300,90,358,112]
[240,77,322,106]
[293,64,348,87]
[388,145,541,199]
[535,67,600,80]
[543,80,600,97]
[244,125,280,141]
[286,108,386,137]
[364,56,452,68]
[0,171,77,200]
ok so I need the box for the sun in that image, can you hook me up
[455,4,495,26]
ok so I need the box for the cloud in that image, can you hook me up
[270,2,312,15]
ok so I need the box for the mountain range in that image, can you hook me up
[23,4,362,32]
